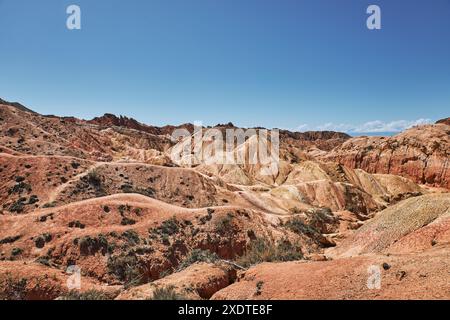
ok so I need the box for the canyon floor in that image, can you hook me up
[0,99,449,300]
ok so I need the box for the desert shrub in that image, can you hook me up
[87,170,102,188]
[78,235,110,255]
[38,213,54,222]
[177,249,219,272]
[236,238,302,268]
[255,281,264,296]
[284,217,319,237]
[34,233,52,248]
[71,162,81,169]
[121,230,140,245]
[0,276,28,300]
[148,286,187,300]
[68,221,85,229]
[9,181,31,195]
[308,207,336,229]
[121,217,136,226]
[107,254,142,287]
[215,213,234,234]
[118,204,131,215]
[9,199,25,213]
[11,248,23,257]
[120,183,155,197]
[133,187,155,198]
[60,290,112,300]
[289,207,303,214]
[42,202,56,208]
[159,217,179,236]
[35,256,51,266]
[0,235,21,244]
[198,208,214,224]
[27,195,39,205]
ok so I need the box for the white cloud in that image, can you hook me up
[296,118,432,133]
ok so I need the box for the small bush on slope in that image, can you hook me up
[177,249,219,272]
[236,237,303,268]
[60,290,113,300]
[148,286,188,300]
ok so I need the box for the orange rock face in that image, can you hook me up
[322,124,450,188]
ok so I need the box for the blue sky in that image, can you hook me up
[0,0,449,133]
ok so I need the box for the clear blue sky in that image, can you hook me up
[0,0,449,133]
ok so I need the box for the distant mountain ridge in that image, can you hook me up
[0,98,37,114]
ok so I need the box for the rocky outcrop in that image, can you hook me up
[436,117,450,126]
[322,124,450,188]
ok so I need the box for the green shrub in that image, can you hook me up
[42,202,56,208]
[107,254,142,288]
[9,200,25,213]
[148,286,187,300]
[0,276,27,300]
[284,217,319,236]
[215,213,234,234]
[34,233,52,248]
[236,238,302,268]
[11,248,23,256]
[60,290,112,300]
[121,230,140,245]
[68,221,85,229]
[78,235,110,255]
[121,217,136,226]
[35,256,51,266]
[177,249,219,272]
[0,235,21,244]
[87,170,102,188]
[160,217,179,236]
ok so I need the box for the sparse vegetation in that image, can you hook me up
[35,256,51,266]
[284,217,319,237]
[78,234,111,255]
[68,220,85,229]
[60,290,113,300]
[9,180,31,195]
[70,162,80,169]
[9,199,25,213]
[121,217,136,226]
[160,217,179,235]
[177,249,219,271]
[87,170,102,188]
[150,217,180,241]
[0,275,28,300]
[42,202,56,208]
[255,281,264,296]
[215,213,234,234]
[11,248,23,257]
[38,213,54,222]
[121,230,140,245]
[107,253,142,288]
[148,286,188,300]
[34,233,52,248]
[236,237,303,268]
[118,204,131,215]
[28,195,39,205]
[0,235,21,244]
